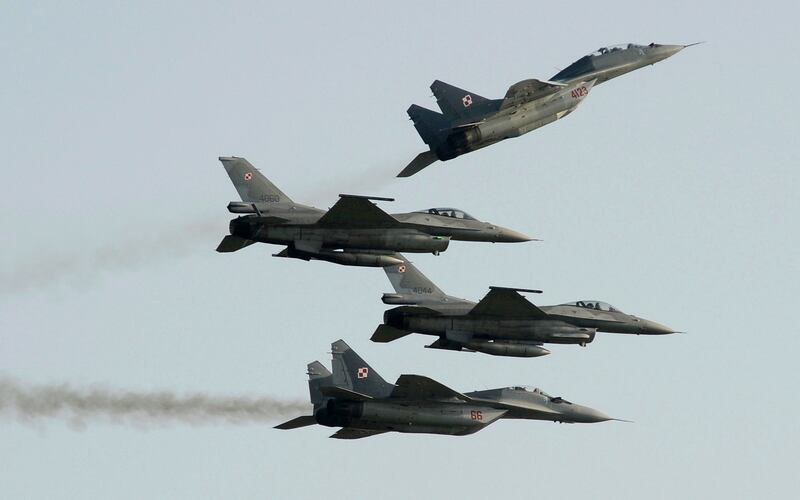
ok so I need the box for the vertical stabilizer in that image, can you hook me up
[383,254,446,300]
[219,156,293,204]
[307,361,333,406]
[406,104,451,148]
[330,340,394,398]
[430,80,500,121]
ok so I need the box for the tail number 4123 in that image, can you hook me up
[571,87,589,98]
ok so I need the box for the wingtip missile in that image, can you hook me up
[338,194,395,202]
[488,286,543,294]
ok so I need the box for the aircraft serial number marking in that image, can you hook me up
[258,195,281,202]
[470,410,483,421]
[413,287,433,294]
[570,87,589,99]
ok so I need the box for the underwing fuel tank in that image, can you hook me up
[275,249,404,267]
[313,252,404,267]
[377,233,450,253]
[465,340,551,358]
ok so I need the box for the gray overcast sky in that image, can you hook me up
[2,1,798,498]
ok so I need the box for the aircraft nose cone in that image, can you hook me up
[495,227,535,243]
[641,319,676,335]
[653,44,686,61]
[567,405,614,423]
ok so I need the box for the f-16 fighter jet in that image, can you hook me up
[216,157,532,267]
[399,42,695,177]
[276,340,620,439]
[372,256,677,357]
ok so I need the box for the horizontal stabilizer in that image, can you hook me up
[469,287,548,318]
[398,151,439,178]
[371,324,413,343]
[390,374,469,402]
[216,235,256,253]
[317,196,399,227]
[319,386,374,401]
[330,428,388,440]
[274,415,317,430]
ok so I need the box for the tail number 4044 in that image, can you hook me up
[470,410,483,421]
[570,87,589,99]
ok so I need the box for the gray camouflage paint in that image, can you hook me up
[275,340,618,439]
[216,157,531,266]
[400,42,693,177]
[373,256,676,357]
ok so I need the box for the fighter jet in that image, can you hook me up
[399,41,695,177]
[372,256,677,357]
[276,339,620,439]
[216,157,532,267]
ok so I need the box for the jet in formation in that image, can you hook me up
[372,256,677,357]
[216,157,532,267]
[276,340,620,439]
[400,42,697,177]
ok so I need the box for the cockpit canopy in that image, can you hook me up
[509,386,552,398]
[509,386,571,403]
[416,207,476,220]
[589,43,649,56]
[562,300,622,313]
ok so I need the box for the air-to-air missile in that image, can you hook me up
[400,42,697,177]
[216,157,532,267]
[371,256,677,357]
[276,340,622,439]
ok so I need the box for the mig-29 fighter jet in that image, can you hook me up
[372,256,677,357]
[400,41,696,177]
[216,157,532,267]
[276,340,620,439]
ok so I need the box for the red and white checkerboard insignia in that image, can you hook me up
[244,172,253,181]
[357,367,369,379]
[462,95,473,107]
[397,265,406,273]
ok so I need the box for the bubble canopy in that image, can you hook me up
[415,208,476,220]
[561,300,622,313]
[509,386,574,404]
[509,386,552,398]
[589,43,650,56]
